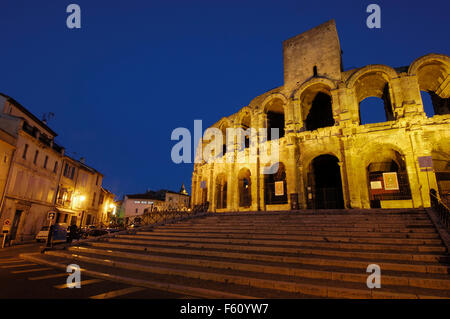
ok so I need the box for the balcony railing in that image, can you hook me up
[132,208,207,228]
[22,122,38,137]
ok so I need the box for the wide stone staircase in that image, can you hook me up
[23,209,450,298]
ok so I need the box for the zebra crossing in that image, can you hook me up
[0,256,163,299]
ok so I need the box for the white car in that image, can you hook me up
[35,226,50,242]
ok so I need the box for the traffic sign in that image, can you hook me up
[2,219,11,232]
[47,211,56,220]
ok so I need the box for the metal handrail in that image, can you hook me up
[430,191,450,229]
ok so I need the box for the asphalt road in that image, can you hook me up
[0,243,182,299]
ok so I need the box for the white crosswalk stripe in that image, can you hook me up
[28,273,68,281]
[12,267,52,274]
[1,263,36,269]
[89,286,146,299]
[54,279,103,289]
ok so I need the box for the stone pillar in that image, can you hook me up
[285,135,299,209]
[208,165,214,211]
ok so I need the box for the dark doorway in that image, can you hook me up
[264,162,288,205]
[309,155,344,209]
[9,210,23,241]
[267,111,285,140]
[216,175,227,209]
[305,93,334,131]
[201,187,208,204]
[238,168,252,207]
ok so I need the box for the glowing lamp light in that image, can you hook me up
[79,195,86,202]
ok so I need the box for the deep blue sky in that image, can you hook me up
[0,0,448,198]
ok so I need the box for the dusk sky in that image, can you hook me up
[0,0,448,198]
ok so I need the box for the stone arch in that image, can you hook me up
[305,154,344,209]
[262,94,287,140]
[431,139,450,206]
[347,65,398,124]
[409,54,450,116]
[234,108,253,150]
[216,118,231,157]
[263,162,288,205]
[215,173,227,209]
[347,65,398,89]
[360,143,412,208]
[236,107,252,128]
[238,167,252,207]
[261,93,288,113]
[408,54,450,77]
[294,79,336,131]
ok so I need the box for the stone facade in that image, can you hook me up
[191,20,450,212]
[0,93,114,243]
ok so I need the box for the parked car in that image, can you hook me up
[35,226,50,242]
[36,223,69,243]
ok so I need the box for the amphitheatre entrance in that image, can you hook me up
[307,155,345,209]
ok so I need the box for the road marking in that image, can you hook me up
[1,263,36,269]
[29,273,68,281]
[89,286,146,299]
[54,279,103,289]
[0,259,23,264]
[12,267,52,274]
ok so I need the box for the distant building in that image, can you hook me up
[55,155,105,227]
[123,187,190,222]
[0,93,115,243]
[98,187,116,226]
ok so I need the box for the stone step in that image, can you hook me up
[39,250,450,299]
[160,225,438,233]
[203,210,428,217]
[188,221,435,228]
[195,215,429,224]
[144,229,440,239]
[74,244,450,281]
[90,241,450,263]
[117,233,443,246]
[108,237,446,253]
[173,220,435,226]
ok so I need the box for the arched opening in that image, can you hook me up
[359,96,391,124]
[307,155,344,209]
[416,60,450,116]
[200,180,208,205]
[240,113,251,149]
[238,168,252,207]
[300,83,335,131]
[432,151,450,207]
[366,148,412,208]
[265,99,285,140]
[355,72,394,124]
[420,91,436,118]
[215,174,227,209]
[218,123,230,157]
[264,162,288,205]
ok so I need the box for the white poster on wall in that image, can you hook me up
[370,181,383,190]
